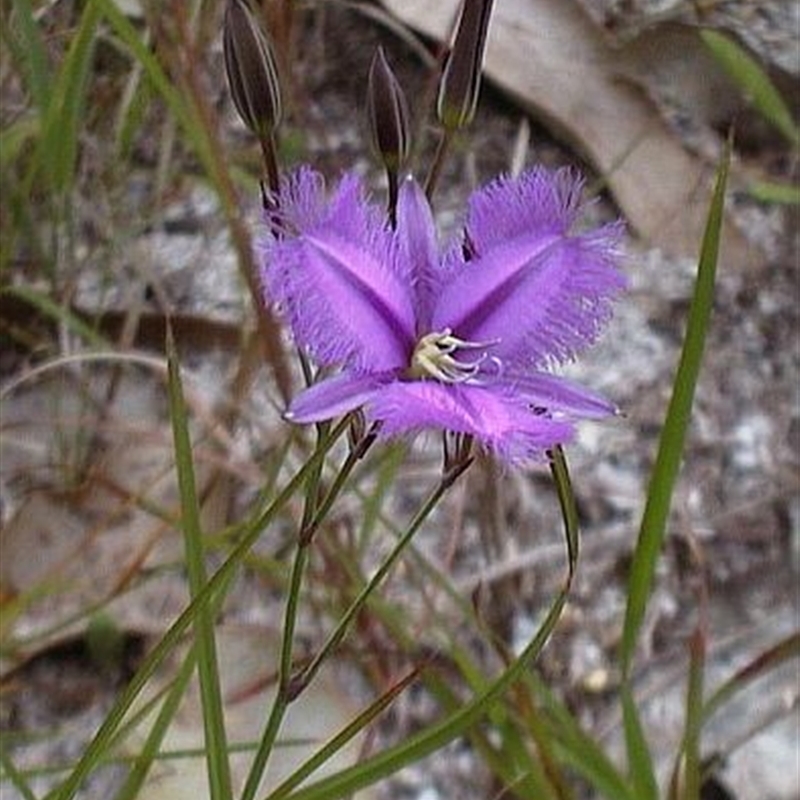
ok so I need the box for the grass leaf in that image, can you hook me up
[113,646,198,800]
[46,418,351,800]
[0,747,38,800]
[6,0,52,114]
[747,179,800,205]
[166,327,233,800]
[701,30,799,147]
[533,678,636,800]
[680,629,706,800]
[277,549,574,799]
[620,143,730,676]
[265,667,421,799]
[36,0,102,194]
[703,631,800,722]
[621,685,658,800]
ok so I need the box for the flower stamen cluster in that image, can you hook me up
[408,329,494,384]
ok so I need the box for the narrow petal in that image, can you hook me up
[261,171,417,372]
[502,371,618,419]
[432,223,625,369]
[394,176,440,330]
[286,372,391,423]
[464,167,584,257]
[366,381,574,464]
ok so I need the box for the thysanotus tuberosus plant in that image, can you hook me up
[1,1,797,799]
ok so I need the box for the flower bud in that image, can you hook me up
[367,46,411,173]
[436,0,495,131]
[223,0,282,139]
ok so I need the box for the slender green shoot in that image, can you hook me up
[46,417,351,800]
[621,142,731,677]
[167,327,233,800]
[114,645,198,800]
[701,29,800,147]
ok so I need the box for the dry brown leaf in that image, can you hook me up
[381,0,760,269]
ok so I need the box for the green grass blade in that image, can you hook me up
[680,629,705,800]
[701,30,799,147]
[2,285,108,348]
[265,667,420,800]
[533,678,635,800]
[114,646,198,800]
[0,747,38,800]
[46,418,351,800]
[747,179,800,205]
[93,0,214,178]
[0,114,41,170]
[6,0,52,113]
[279,576,571,800]
[620,144,730,676]
[621,685,658,800]
[36,0,102,194]
[166,329,232,800]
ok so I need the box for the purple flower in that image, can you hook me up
[258,166,625,464]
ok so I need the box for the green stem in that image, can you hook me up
[423,128,453,201]
[240,422,375,800]
[259,131,281,195]
[287,463,470,700]
[48,417,351,800]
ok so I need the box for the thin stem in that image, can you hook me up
[423,128,452,201]
[240,420,374,800]
[300,423,379,545]
[386,168,399,228]
[259,131,281,196]
[287,462,471,701]
[48,414,352,800]
[240,435,325,800]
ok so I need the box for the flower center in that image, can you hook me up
[408,328,494,384]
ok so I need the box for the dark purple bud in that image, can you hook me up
[367,46,411,172]
[436,0,495,130]
[223,0,282,138]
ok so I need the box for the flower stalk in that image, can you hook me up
[426,0,495,197]
[286,459,473,701]
[239,415,376,800]
[367,46,411,224]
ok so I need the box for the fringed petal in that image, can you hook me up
[502,370,618,419]
[366,381,574,464]
[463,167,584,257]
[286,372,391,423]
[394,176,440,331]
[260,171,417,372]
[431,221,625,369]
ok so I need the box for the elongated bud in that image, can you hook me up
[436,0,495,131]
[367,46,411,172]
[223,0,282,138]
